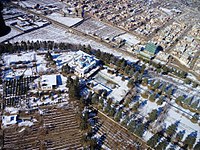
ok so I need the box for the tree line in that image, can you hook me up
[1,40,197,86]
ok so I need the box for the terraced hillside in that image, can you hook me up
[3,115,42,149]
[43,106,83,149]
[94,111,152,150]
[2,105,83,150]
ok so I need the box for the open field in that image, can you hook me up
[2,105,83,149]
[75,18,125,40]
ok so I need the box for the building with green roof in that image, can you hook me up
[139,43,158,59]
[144,43,157,55]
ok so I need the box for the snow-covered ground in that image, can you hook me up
[116,33,140,46]
[17,0,63,8]
[2,115,18,127]
[29,73,68,107]
[188,73,200,84]
[18,121,34,127]
[2,107,36,128]
[5,107,20,114]
[125,73,200,145]
[139,99,163,117]
[75,18,125,40]
[9,25,136,61]
[28,95,68,108]
[164,106,200,144]
[3,51,36,65]
[47,12,83,27]
[2,51,49,79]
[150,73,200,100]
[2,115,35,128]
[3,7,25,20]
[143,131,154,141]
[135,81,200,144]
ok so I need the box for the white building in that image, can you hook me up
[68,51,99,77]
[40,74,57,90]
[2,115,18,127]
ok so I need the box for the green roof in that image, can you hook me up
[145,43,157,54]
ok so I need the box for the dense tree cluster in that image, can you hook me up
[156,96,164,105]
[140,58,188,79]
[45,51,53,61]
[80,111,89,130]
[175,95,200,114]
[3,76,37,107]
[132,101,140,112]
[183,132,197,149]
[0,41,82,55]
[165,123,177,137]
[149,93,156,102]
[175,130,185,142]
[127,118,146,137]
[147,109,158,122]
[127,78,135,88]
[141,91,149,99]
[61,64,72,74]
[155,139,168,150]
[194,141,200,150]
[66,76,80,100]
[80,108,99,149]
[147,133,161,147]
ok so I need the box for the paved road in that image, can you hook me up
[11,3,140,60]
[10,2,200,81]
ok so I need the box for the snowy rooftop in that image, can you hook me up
[41,74,57,88]
[118,33,140,46]
[68,50,99,75]
[47,12,83,27]
[2,115,17,127]
[94,68,129,102]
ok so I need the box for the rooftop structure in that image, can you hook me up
[2,115,17,127]
[40,74,57,90]
[9,14,50,33]
[139,43,158,59]
[68,51,99,77]
[144,43,157,55]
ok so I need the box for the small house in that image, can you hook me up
[40,75,57,90]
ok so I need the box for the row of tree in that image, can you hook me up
[0,41,81,55]
[2,41,198,89]
[66,76,80,100]
[175,95,200,114]
[140,57,188,79]
[65,76,100,149]
[4,76,36,97]
[147,122,198,149]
